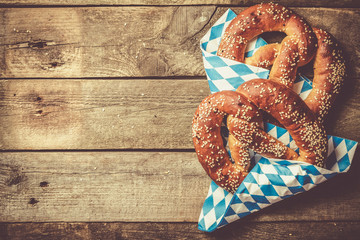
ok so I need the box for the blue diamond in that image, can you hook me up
[251,195,270,204]
[338,154,351,172]
[202,196,214,216]
[226,77,244,89]
[206,56,228,68]
[266,173,287,186]
[205,68,223,80]
[230,64,255,75]
[244,201,261,211]
[209,23,224,40]
[301,164,321,175]
[208,80,220,93]
[260,184,279,196]
[225,10,237,22]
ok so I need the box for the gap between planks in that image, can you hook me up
[0,78,358,150]
[0,221,360,240]
[0,7,358,78]
[0,151,359,222]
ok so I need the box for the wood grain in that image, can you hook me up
[0,151,209,222]
[0,79,209,150]
[0,78,358,150]
[0,3,359,239]
[0,151,359,222]
[0,0,358,7]
[1,221,360,240]
[0,7,358,78]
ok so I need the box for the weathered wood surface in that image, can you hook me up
[0,7,359,78]
[0,78,358,150]
[0,79,209,150]
[0,0,359,7]
[1,221,360,240]
[0,152,208,222]
[0,2,359,240]
[0,151,359,222]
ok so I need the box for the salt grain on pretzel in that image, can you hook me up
[218,2,317,87]
[235,79,327,167]
[192,80,327,193]
[305,28,346,122]
[243,28,345,122]
[192,91,262,193]
[193,3,344,193]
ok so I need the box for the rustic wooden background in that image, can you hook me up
[0,0,359,239]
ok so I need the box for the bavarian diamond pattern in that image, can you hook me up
[198,9,358,232]
[199,133,358,232]
[200,9,270,93]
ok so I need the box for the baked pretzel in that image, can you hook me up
[194,3,345,193]
[305,28,345,122]
[192,79,327,193]
[218,2,317,87]
[217,4,344,172]
[245,28,346,122]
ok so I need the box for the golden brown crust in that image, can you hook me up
[192,91,262,193]
[192,80,328,193]
[193,3,342,193]
[240,28,346,123]
[304,28,346,122]
[227,121,298,165]
[236,79,327,166]
[244,43,280,68]
[218,3,316,87]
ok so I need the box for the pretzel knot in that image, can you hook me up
[192,3,345,193]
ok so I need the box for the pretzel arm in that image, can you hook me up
[245,43,280,68]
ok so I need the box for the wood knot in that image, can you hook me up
[5,168,27,186]
[28,198,39,206]
[40,181,49,187]
[48,61,65,68]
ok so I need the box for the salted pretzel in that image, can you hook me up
[192,3,346,193]
[192,79,327,193]
[217,2,317,87]
[225,28,345,175]
[245,28,346,122]
[217,3,344,173]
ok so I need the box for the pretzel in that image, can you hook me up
[304,28,345,122]
[217,4,344,172]
[227,28,345,170]
[192,79,327,193]
[193,3,345,193]
[245,28,346,122]
[217,2,317,87]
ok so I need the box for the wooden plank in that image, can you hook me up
[1,221,360,240]
[0,0,358,8]
[0,7,358,78]
[0,151,359,222]
[0,79,210,150]
[0,78,358,150]
[0,151,210,222]
[0,6,214,78]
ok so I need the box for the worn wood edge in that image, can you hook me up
[0,78,358,150]
[0,6,359,78]
[0,150,359,222]
[0,221,359,240]
[0,0,358,8]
